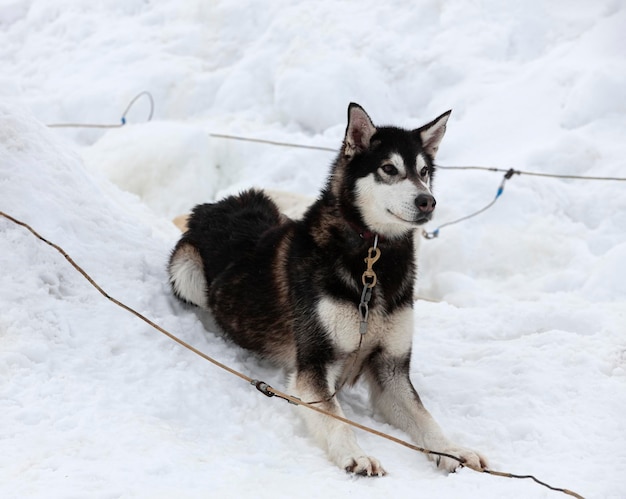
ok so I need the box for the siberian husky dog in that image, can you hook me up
[168,103,487,476]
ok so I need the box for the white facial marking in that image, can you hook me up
[416,154,431,188]
[355,152,434,238]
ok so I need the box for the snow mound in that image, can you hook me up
[1,1,626,497]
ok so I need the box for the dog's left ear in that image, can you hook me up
[414,110,452,158]
[344,103,376,158]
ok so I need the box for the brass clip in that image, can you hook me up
[361,246,381,288]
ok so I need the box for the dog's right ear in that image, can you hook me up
[344,103,376,158]
[414,110,452,159]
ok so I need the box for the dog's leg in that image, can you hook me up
[288,367,386,476]
[366,351,487,472]
[168,241,208,308]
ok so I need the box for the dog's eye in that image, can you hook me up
[420,167,429,177]
[381,164,398,176]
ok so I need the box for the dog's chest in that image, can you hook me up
[316,297,413,357]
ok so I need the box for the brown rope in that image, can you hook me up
[0,209,585,499]
[0,210,251,385]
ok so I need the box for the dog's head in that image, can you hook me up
[337,103,450,239]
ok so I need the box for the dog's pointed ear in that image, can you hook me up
[344,103,376,157]
[414,110,451,158]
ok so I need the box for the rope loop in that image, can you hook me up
[47,91,154,129]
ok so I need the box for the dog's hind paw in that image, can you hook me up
[344,456,387,477]
[433,447,488,473]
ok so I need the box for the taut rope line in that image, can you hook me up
[0,210,585,499]
[43,91,625,183]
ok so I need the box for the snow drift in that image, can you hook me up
[1,1,625,498]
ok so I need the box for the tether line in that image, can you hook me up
[43,91,624,184]
[209,133,336,152]
[0,209,585,499]
[47,91,154,129]
[437,164,626,182]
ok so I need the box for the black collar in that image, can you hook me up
[336,202,382,245]
[345,219,382,244]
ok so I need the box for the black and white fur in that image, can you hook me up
[168,103,486,476]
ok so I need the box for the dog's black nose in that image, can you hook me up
[415,194,436,213]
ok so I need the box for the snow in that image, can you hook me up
[1,1,625,498]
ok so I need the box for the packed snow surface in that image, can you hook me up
[1,1,625,498]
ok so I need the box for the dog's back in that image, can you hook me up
[185,190,283,283]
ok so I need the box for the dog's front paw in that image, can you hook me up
[343,455,387,477]
[432,446,488,473]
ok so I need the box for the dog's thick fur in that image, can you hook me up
[168,104,486,475]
